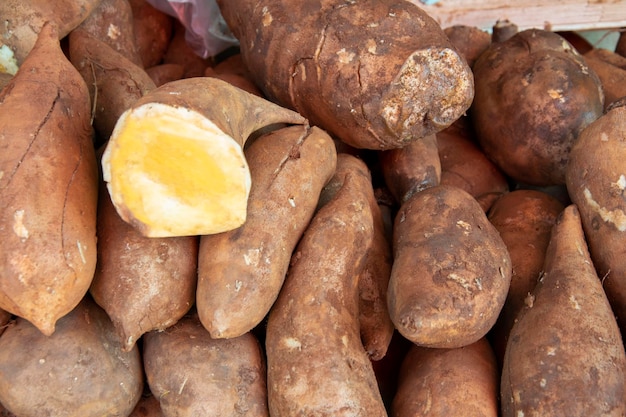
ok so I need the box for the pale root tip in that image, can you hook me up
[382,47,474,140]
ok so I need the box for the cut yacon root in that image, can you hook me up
[103,103,250,237]
[101,77,307,238]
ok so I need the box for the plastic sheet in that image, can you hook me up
[146,0,239,58]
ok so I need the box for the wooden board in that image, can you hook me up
[411,0,626,32]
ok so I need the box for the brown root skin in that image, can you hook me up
[388,185,512,348]
[392,337,499,417]
[0,0,102,70]
[317,153,394,361]
[75,0,143,67]
[557,31,594,54]
[145,63,184,86]
[90,184,198,352]
[357,201,395,362]
[501,205,626,416]
[129,0,174,68]
[143,315,269,417]
[437,125,509,213]
[472,29,604,186]
[68,28,157,144]
[125,77,306,148]
[486,189,564,367]
[128,393,162,417]
[218,0,474,150]
[196,124,337,339]
[0,23,98,336]
[102,77,307,238]
[617,29,626,58]
[583,48,626,111]
[491,19,519,43]
[266,153,386,416]
[205,67,264,97]
[444,25,491,68]
[162,20,210,78]
[565,103,626,334]
[0,297,144,417]
[379,133,441,205]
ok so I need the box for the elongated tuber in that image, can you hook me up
[472,29,604,186]
[388,184,512,348]
[379,134,441,205]
[217,0,474,150]
[317,153,395,360]
[392,337,499,417]
[501,205,626,416]
[101,77,307,237]
[566,100,626,334]
[90,183,198,351]
[143,314,269,416]
[197,124,337,339]
[0,297,144,417]
[266,153,386,416]
[0,0,102,73]
[0,23,98,336]
[69,28,157,144]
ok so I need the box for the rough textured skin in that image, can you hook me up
[91,185,198,351]
[558,31,594,54]
[388,185,512,348]
[379,134,441,205]
[0,24,98,336]
[472,29,604,186]
[392,337,499,417]
[316,153,394,361]
[486,189,564,366]
[69,28,157,144]
[217,0,474,150]
[501,205,626,417]
[356,194,394,361]
[266,154,386,416]
[437,124,509,213]
[566,103,626,334]
[0,0,102,70]
[143,315,269,417]
[75,0,142,67]
[197,124,337,339]
[129,0,173,68]
[0,297,144,417]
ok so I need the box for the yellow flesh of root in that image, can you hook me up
[102,103,251,237]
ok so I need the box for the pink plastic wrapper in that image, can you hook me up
[146,0,239,58]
